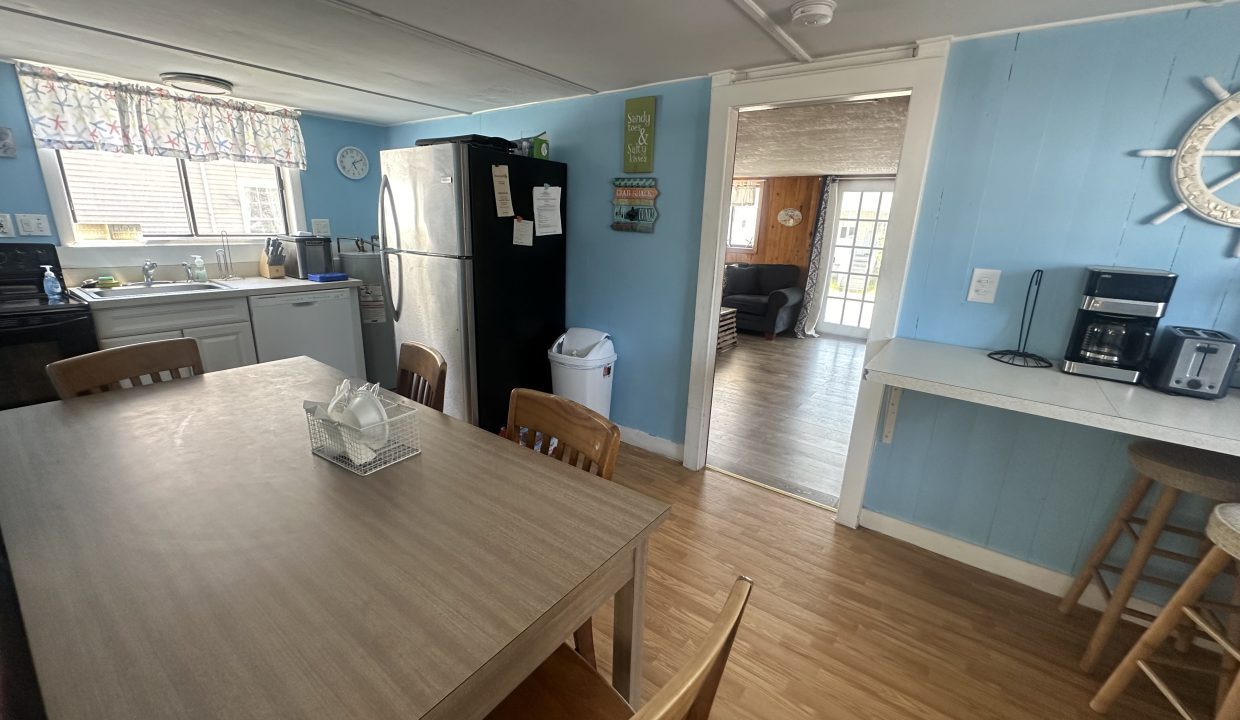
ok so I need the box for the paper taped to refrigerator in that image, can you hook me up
[492,165,515,217]
[513,218,534,246]
[533,186,562,236]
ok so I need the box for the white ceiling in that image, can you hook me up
[734,96,909,177]
[0,0,1198,125]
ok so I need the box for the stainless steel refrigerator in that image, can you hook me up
[377,142,568,431]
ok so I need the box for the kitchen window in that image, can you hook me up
[726,180,764,252]
[50,150,293,243]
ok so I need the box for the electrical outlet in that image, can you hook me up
[967,268,1001,303]
[15,214,50,236]
[0,214,13,238]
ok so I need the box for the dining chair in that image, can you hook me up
[395,341,448,412]
[484,576,753,720]
[505,387,623,667]
[46,337,204,399]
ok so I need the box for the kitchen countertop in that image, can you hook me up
[71,275,363,309]
[864,338,1240,457]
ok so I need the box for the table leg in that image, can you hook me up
[612,539,649,708]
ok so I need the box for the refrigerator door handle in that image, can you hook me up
[380,248,404,323]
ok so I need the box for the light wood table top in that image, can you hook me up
[865,338,1240,455]
[0,357,669,719]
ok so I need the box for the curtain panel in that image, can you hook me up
[730,180,761,206]
[796,176,836,337]
[17,63,307,170]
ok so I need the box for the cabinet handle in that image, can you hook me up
[291,301,318,307]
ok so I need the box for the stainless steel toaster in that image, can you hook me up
[1149,326,1239,399]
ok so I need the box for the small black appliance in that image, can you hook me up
[1148,327,1238,399]
[1062,267,1177,384]
[0,243,98,409]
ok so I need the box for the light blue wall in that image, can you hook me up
[0,63,58,242]
[867,5,1240,584]
[0,61,384,245]
[299,114,386,239]
[388,78,712,443]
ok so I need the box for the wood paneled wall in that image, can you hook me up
[724,176,822,286]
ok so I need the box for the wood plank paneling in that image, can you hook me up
[867,4,1240,589]
[724,176,821,285]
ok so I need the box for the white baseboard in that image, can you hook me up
[618,424,684,460]
[858,510,1166,618]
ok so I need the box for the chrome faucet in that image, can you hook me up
[181,262,193,282]
[141,259,158,286]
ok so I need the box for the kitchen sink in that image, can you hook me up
[80,282,232,299]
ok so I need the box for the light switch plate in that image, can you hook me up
[0,214,13,237]
[15,213,50,236]
[967,267,1001,303]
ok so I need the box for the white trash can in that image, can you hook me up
[548,328,617,418]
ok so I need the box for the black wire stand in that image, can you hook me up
[988,269,1052,368]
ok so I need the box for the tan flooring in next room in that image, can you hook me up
[708,333,866,507]
[590,444,1212,720]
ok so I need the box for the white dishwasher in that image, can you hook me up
[249,289,366,378]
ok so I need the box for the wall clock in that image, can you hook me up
[336,146,369,180]
[777,207,803,227]
[1137,76,1240,255]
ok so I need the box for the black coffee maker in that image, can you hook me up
[1063,267,1177,384]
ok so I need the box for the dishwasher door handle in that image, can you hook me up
[291,301,318,307]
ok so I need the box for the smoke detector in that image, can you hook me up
[790,0,837,27]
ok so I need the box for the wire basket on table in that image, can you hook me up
[305,389,421,475]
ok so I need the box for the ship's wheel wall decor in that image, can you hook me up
[1137,77,1240,256]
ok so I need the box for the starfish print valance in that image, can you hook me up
[16,63,306,170]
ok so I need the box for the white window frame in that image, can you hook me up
[725,180,764,252]
[37,148,307,249]
[816,178,897,340]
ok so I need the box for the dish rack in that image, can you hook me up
[305,389,421,475]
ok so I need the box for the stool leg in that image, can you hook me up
[1218,561,1240,710]
[1217,655,1240,720]
[1081,484,1180,673]
[1092,545,1232,714]
[1060,475,1155,614]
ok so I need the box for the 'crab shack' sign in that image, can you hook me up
[623,96,657,173]
[611,178,659,233]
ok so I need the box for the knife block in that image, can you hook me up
[258,254,286,279]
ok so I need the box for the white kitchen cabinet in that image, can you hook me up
[182,322,258,372]
[98,330,183,350]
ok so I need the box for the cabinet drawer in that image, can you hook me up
[93,298,250,339]
[98,330,183,349]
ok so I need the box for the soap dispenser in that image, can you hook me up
[191,255,208,282]
[40,265,63,298]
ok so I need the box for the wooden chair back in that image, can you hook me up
[632,576,753,720]
[46,338,204,399]
[505,388,621,480]
[395,341,448,412]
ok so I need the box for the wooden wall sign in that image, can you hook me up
[623,96,657,173]
[611,178,659,233]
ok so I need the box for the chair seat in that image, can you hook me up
[484,644,632,720]
[1128,440,1240,502]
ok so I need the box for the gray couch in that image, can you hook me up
[722,263,804,338]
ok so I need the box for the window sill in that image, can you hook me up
[57,240,269,271]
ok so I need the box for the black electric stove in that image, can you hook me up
[0,243,98,409]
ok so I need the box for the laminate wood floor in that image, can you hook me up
[707,333,866,507]
[588,445,1211,719]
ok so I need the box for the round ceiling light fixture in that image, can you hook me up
[159,72,234,95]
[790,0,837,27]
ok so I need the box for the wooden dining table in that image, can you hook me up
[0,357,669,719]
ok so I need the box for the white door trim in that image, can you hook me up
[682,39,951,528]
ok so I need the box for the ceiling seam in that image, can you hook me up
[727,0,813,63]
[0,4,473,115]
[316,0,595,95]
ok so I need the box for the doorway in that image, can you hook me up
[683,43,949,527]
[705,99,906,509]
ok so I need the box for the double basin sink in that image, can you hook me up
[77,281,233,300]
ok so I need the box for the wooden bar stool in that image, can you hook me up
[1060,440,1240,673]
[1091,504,1240,717]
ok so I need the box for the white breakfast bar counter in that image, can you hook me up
[864,338,1240,457]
